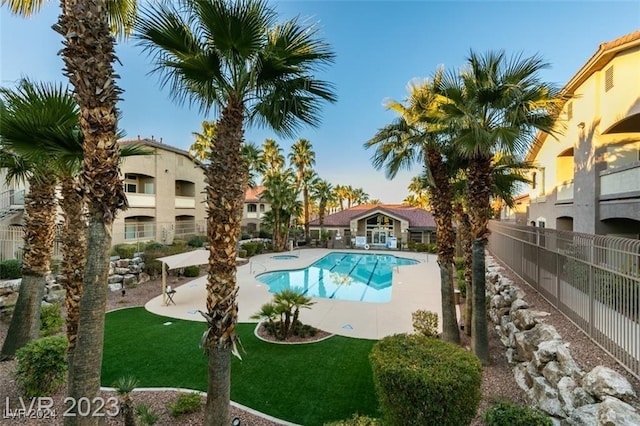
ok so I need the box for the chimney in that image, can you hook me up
[137,135,140,140]
[151,135,154,141]
[160,137,163,143]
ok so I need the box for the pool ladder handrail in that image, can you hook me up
[249,261,267,275]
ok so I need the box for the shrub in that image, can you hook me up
[172,239,188,251]
[136,403,159,425]
[240,233,252,240]
[183,265,200,277]
[167,392,202,417]
[144,241,164,251]
[482,401,552,426]
[241,241,263,257]
[258,229,272,239]
[369,333,482,426]
[238,249,248,258]
[411,310,439,338]
[40,303,63,337]
[15,335,67,397]
[456,268,467,299]
[112,243,139,259]
[324,414,383,425]
[187,235,206,248]
[0,259,22,279]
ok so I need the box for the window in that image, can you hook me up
[247,204,257,213]
[125,183,137,193]
[259,204,265,212]
[604,66,614,92]
[531,172,537,190]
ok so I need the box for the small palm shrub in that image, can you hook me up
[411,310,438,338]
[0,259,22,279]
[482,401,552,426]
[168,392,202,417]
[40,303,63,336]
[15,335,67,397]
[252,288,316,340]
[369,333,482,426]
[136,403,159,425]
[113,375,139,426]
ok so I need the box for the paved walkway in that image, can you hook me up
[145,248,447,340]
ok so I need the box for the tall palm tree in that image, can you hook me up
[333,184,348,211]
[242,142,263,188]
[437,50,563,364]
[3,0,139,420]
[190,121,217,161]
[288,138,316,241]
[364,72,461,344]
[134,1,336,423]
[351,187,369,206]
[310,179,334,233]
[261,169,301,251]
[261,138,285,176]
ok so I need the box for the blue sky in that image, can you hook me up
[1,1,639,203]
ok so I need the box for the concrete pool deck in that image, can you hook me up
[145,248,453,340]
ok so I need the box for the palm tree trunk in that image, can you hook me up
[59,176,87,364]
[203,101,246,426]
[455,203,473,336]
[0,178,57,359]
[467,156,492,366]
[57,0,125,422]
[303,187,310,241]
[426,150,459,344]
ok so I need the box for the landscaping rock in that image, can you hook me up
[108,283,122,292]
[514,323,562,361]
[513,309,550,330]
[583,366,637,402]
[108,274,124,284]
[542,361,564,387]
[123,274,138,287]
[597,396,640,425]
[117,259,130,268]
[510,297,529,314]
[561,404,599,426]
[0,279,21,296]
[527,376,565,417]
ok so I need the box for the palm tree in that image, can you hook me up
[0,80,70,359]
[242,142,263,188]
[190,121,217,161]
[310,179,334,234]
[364,72,461,344]
[2,0,139,420]
[134,1,335,423]
[437,50,563,364]
[333,184,348,211]
[351,187,369,206]
[289,138,316,241]
[261,169,301,251]
[261,138,285,176]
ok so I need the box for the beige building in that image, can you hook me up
[114,138,207,245]
[241,185,271,235]
[526,31,640,237]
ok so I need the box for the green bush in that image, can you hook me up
[187,235,206,248]
[482,401,552,426]
[183,265,200,277]
[144,241,164,251]
[241,241,264,257]
[136,403,159,425]
[167,392,202,417]
[40,303,63,337]
[15,335,68,397]
[238,249,248,258]
[456,268,467,299]
[0,259,22,279]
[112,243,139,259]
[258,229,272,239]
[369,334,482,426]
[411,310,439,338]
[324,414,383,425]
[241,233,252,240]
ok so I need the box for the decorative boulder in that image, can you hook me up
[583,366,637,402]
[108,274,124,284]
[123,274,138,287]
[561,404,598,426]
[108,283,122,292]
[513,309,550,331]
[514,323,562,361]
[527,376,565,417]
[597,396,640,425]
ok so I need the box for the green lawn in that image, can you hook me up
[102,307,378,425]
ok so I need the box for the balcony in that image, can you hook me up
[600,162,640,199]
[175,196,196,209]
[556,180,574,202]
[126,193,156,208]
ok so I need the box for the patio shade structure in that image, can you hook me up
[157,249,209,305]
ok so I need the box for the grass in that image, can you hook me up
[102,307,378,425]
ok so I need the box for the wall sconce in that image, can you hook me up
[577,122,585,129]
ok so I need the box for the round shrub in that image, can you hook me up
[40,303,63,336]
[15,335,68,397]
[187,235,206,248]
[324,414,382,425]
[112,243,138,259]
[0,259,22,279]
[369,333,482,426]
[183,265,200,277]
[167,392,202,417]
[482,401,552,426]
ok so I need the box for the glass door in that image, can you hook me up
[373,230,387,245]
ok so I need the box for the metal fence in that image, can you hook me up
[488,221,640,380]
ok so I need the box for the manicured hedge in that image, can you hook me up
[0,259,22,279]
[369,333,482,426]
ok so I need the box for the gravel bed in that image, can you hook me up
[1,257,639,425]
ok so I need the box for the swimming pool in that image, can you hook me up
[271,254,298,260]
[257,252,419,303]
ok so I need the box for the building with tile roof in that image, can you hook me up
[242,185,271,235]
[309,203,436,248]
[524,31,640,237]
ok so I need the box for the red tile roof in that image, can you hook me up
[245,185,266,202]
[310,204,436,228]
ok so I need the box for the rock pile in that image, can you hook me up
[486,255,640,425]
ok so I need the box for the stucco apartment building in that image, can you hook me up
[241,185,271,235]
[525,31,640,238]
[114,137,207,245]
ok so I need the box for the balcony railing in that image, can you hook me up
[556,180,574,202]
[600,162,640,199]
[126,193,156,208]
[175,196,196,209]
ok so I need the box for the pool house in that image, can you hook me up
[308,204,437,249]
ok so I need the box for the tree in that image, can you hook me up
[333,184,348,211]
[261,138,285,176]
[351,187,369,206]
[364,71,461,344]
[261,169,301,251]
[134,1,336,423]
[437,50,563,364]
[190,121,216,161]
[405,175,431,209]
[289,138,316,241]
[310,179,334,234]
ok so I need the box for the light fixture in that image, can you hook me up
[577,122,585,129]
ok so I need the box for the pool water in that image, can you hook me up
[257,252,419,303]
[271,255,298,260]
